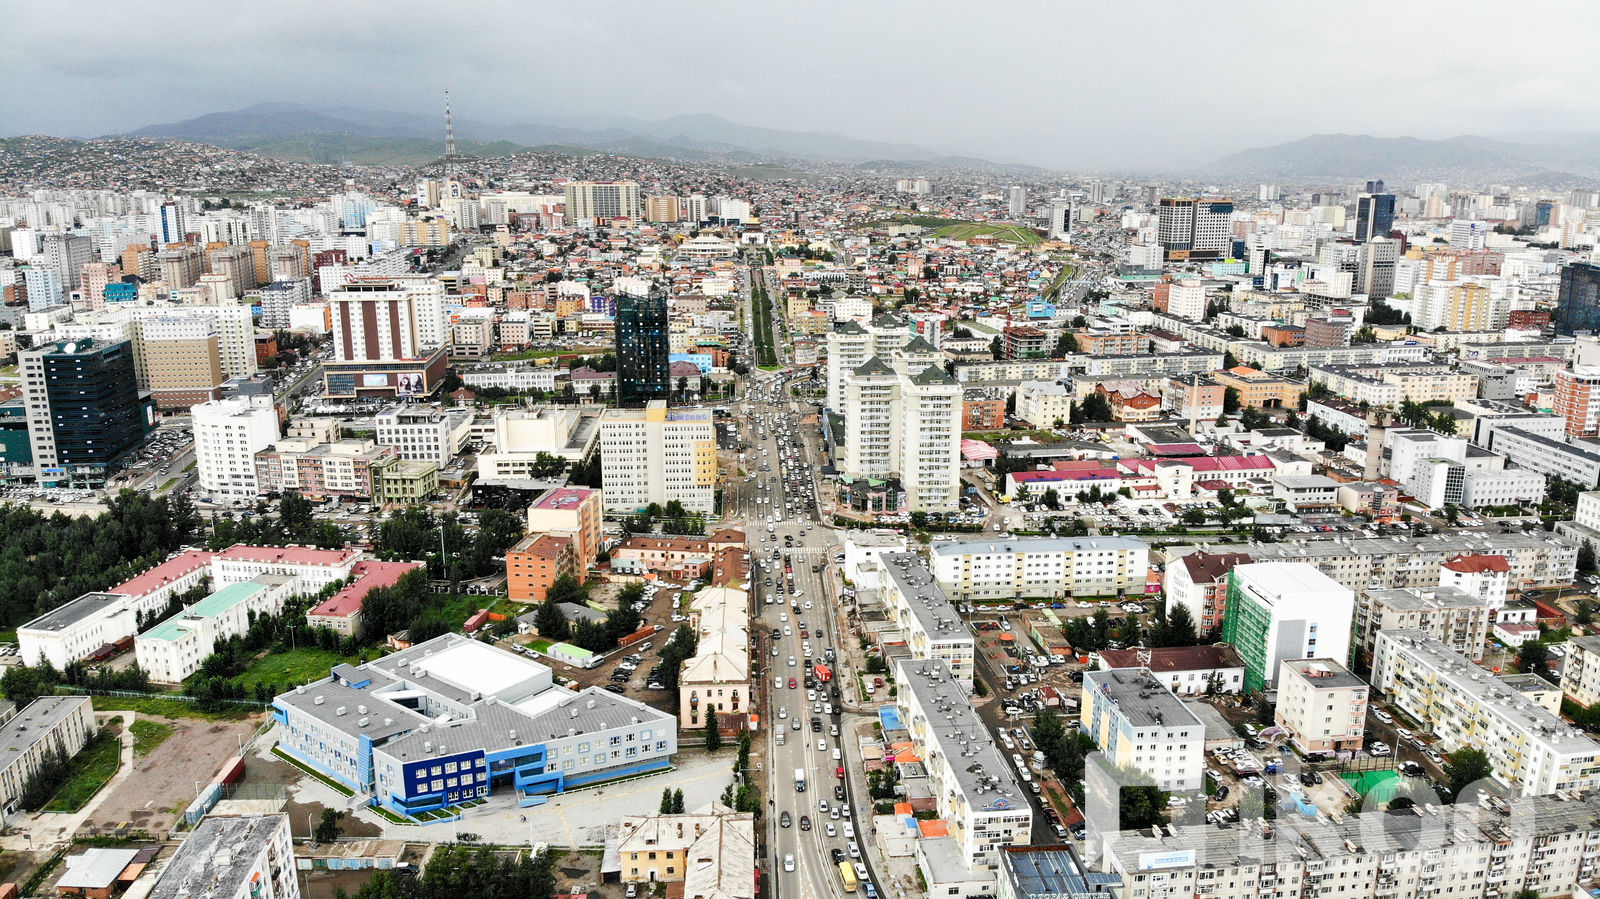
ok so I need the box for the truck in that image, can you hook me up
[794,768,807,792]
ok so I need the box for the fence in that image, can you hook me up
[54,686,271,710]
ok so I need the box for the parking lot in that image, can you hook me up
[508,579,684,699]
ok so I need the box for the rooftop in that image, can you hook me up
[878,554,969,643]
[19,592,126,634]
[214,544,361,567]
[1095,645,1243,674]
[109,549,213,598]
[1280,658,1365,689]
[307,560,423,619]
[1084,668,1205,730]
[142,575,295,642]
[148,815,287,899]
[897,659,1029,812]
[0,697,91,776]
[530,486,600,511]
[931,536,1148,557]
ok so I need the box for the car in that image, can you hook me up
[604,684,626,693]
[783,853,795,872]
[830,848,845,865]
[778,707,788,719]
[1212,785,1230,802]
[780,811,792,828]
[792,718,801,731]
[799,815,811,830]
[825,822,837,837]
[843,821,855,839]
[1396,727,1415,741]
[830,807,841,820]
[818,739,826,751]
[626,885,638,899]
[1373,709,1394,724]
[788,678,797,689]
[848,841,861,859]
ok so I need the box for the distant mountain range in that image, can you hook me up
[1204,132,1600,183]
[123,102,1037,171]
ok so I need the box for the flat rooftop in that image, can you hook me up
[142,575,295,642]
[896,659,1029,814]
[930,536,1147,557]
[1084,668,1205,730]
[878,554,970,643]
[0,696,91,775]
[1280,658,1365,690]
[148,815,286,899]
[20,592,126,633]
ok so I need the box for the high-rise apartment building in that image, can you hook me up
[615,292,669,408]
[41,233,93,293]
[1045,197,1074,239]
[837,348,963,512]
[825,320,877,412]
[191,394,279,502]
[149,814,299,899]
[158,244,203,288]
[1007,185,1026,219]
[644,195,681,223]
[1555,366,1600,437]
[21,338,151,485]
[1157,197,1233,260]
[564,181,641,222]
[157,201,186,245]
[1556,261,1600,335]
[1354,192,1396,241]
[77,262,120,311]
[598,401,718,514]
[323,280,447,399]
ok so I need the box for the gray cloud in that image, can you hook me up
[6,0,1600,171]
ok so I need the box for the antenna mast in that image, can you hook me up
[444,88,457,180]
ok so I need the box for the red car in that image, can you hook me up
[788,678,798,689]
[801,629,809,638]
[836,766,845,779]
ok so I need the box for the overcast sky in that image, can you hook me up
[9,0,1600,170]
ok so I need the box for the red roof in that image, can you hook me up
[110,549,213,598]
[530,487,599,511]
[215,545,361,567]
[308,560,424,619]
[1011,469,1118,484]
[1147,442,1207,457]
[1442,553,1510,574]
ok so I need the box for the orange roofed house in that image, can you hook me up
[505,533,578,602]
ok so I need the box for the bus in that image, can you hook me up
[838,862,859,893]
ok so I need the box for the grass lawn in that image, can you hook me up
[232,648,358,691]
[527,638,553,653]
[130,719,174,757]
[962,429,1060,443]
[428,593,522,627]
[45,729,123,812]
[930,222,1044,245]
[90,694,259,721]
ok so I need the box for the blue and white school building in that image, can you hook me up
[273,634,678,816]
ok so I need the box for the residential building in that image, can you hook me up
[1352,586,1491,667]
[617,805,755,896]
[609,535,715,580]
[373,404,471,466]
[1437,552,1511,613]
[253,437,398,500]
[273,634,678,814]
[1080,668,1205,791]
[930,537,1151,602]
[1015,381,1075,428]
[1555,366,1600,437]
[615,292,670,407]
[1092,646,1246,696]
[1221,562,1354,691]
[323,279,447,399]
[996,847,1118,899]
[137,316,226,409]
[1482,427,1600,490]
[643,195,682,224]
[504,534,576,603]
[1272,475,1340,513]
[21,338,151,486]
[896,658,1033,872]
[148,814,298,899]
[564,181,641,222]
[192,394,279,503]
[598,401,718,515]
[375,460,438,503]
[1559,635,1600,709]
[136,574,299,683]
[826,321,874,412]
[1099,791,1600,899]
[525,486,604,578]
[877,553,976,686]
[1210,366,1305,409]
[0,697,94,819]
[1274,658,1367,753]
[1162,550,1251,637]
[1371,629,1600,797]
[679,585,751,730]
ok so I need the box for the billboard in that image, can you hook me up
[1137,850,1196,870]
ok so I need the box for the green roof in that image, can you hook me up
[141,581,271,642]
[910,365,956,386]
[549,642,595,659]
[853,356,895,377]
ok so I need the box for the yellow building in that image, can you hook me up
[1211,365,1307,409]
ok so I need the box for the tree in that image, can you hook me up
[1119,785,1168,830]
[1222,351,1239,369]
[1054,332,1079,356]
[989,336,1003,360]
[533,600,569,640]
[1222,387,1242,415]
[1182,508,1209,526]
[704,709,722,751]
[672,788,686,814]
[1518,641,1551,677]
[1580,541,1597,576]
[314,808,345,843]
[909,511,929,530]
[661,787,675,813]
[1073,393,1112,424]
[1443,747,1494,800]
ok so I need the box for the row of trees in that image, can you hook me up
[207,492,345,550]
[0,492,201,630]
[340,844,557,899]
[373,507,526,583]
[530,578,647,653]
[618,500,706,536]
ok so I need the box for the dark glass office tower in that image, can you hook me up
[1355,193,1396,242]
[1556,262,1600,335]
[615,292,670,407]
[30,339,149,482]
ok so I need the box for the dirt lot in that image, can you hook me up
[81,713,264,835]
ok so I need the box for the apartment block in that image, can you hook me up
[0,697,95,816]
[930,537,1150,602]
[1274,659,1367,753]
[192,394,280,502]
[253,437,398,500]
[149,814,298,899]
[896,658,1034,871]
[373,403,471,466]
[525,486,604,578]
[1372,628,1600,797]
[136,574,298,683]
[1560,635,1600,709]
[877,553,976,686]
[1081,668,1205,791]
[1352,586,1490,667]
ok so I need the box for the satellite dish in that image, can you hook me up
[63,342,77,354]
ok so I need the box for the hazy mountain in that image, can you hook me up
[124,103,1016,168]
[1204,132,1600,183]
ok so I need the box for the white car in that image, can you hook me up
[783,853,795,872]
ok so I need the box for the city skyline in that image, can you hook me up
[9,1,1600,172]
